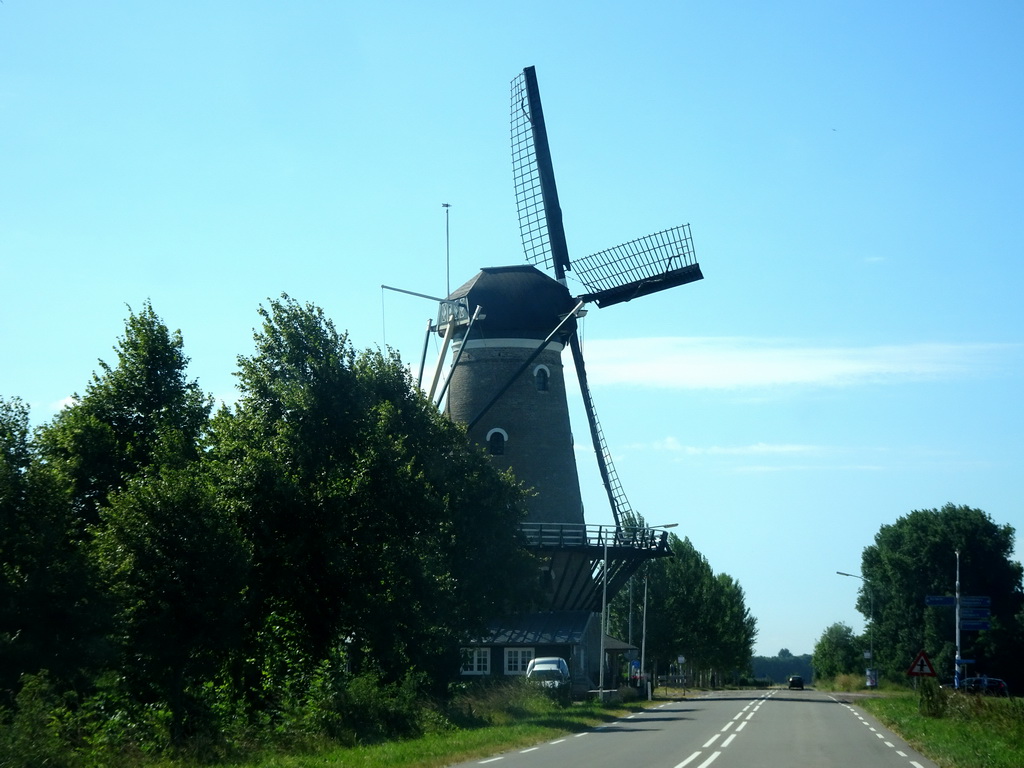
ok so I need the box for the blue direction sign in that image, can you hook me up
[960,620,991,631]
[925,595,955,607]
[956,659,975,665]
[961,595,991,607]
[961,607,991,620]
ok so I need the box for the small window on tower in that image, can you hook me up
[534,365,550,392]
[486,428,508,455]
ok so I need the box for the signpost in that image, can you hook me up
[925,595,956,607]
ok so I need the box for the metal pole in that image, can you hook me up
[442,203,451,295]
[641,571,649,699]
[599,536,608,701]
[417,319,432,390]
[628,577,634,648]
[837,570,874,684]
[955,549,961,689]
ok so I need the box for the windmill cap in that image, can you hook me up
[445,265,578,339]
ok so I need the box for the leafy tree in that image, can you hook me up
[812,622,862,679]
[620,535,756,684]
[26,303,215,706]
[92,467,248,745]
[37,301,212,527]
[712,573,757,673]
[209,295,535,704]
[861,504,1024,682]
[0,397,102,694]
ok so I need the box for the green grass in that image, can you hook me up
[860,691,1024,768]
[195,694,645,768]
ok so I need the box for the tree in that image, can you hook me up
[0,397,106,694]
[621,535,756,685]
[861,504,1024,682]
[38,301,212,527]
[92,466,248,745]
[209,295,535,703]
[812,622,861,679]
[712,573,757,673]
[26,304,217,708]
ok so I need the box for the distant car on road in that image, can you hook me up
[962,677,1009,697]
[787,675,804,690]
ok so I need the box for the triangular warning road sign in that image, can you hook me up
[907,650,936,677]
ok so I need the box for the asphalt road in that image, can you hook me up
[443,688,941,768]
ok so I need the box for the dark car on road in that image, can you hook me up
[963,676,1009,697]
[788,675,804,690]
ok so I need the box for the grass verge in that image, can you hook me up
[860,691,1024,768]
[222,692,647,768]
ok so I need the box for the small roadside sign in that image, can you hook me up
[960,607,991,620]
[956,659,975,665]
[961,595,991,607]
[925,595,955,607]
[960,620,991,631]
[907,650,937,677]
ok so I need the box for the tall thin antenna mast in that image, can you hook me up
[442,203,452,294]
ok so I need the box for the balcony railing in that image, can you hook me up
[519,523,669,552]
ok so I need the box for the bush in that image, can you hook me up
[0,673,73,768]
[918,677,946,718]
[833,674,861,692]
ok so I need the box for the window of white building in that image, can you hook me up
[504,647,534,675]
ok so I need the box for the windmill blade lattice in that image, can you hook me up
[574,224,702,308]
[511,68,571,280]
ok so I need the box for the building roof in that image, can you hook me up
[446,265,577,339]
[476,610,594,646]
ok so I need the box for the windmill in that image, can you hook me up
[433,66,703,613]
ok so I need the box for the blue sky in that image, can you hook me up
[3,2,1022,658]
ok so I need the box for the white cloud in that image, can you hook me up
[579,338,1017,390]
[649,438,822,456]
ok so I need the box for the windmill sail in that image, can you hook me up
[511,66,571,282]
[574,224,703,308]
[567,333,640,532]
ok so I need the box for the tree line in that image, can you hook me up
[1,296,539,760]
[812,504,1024,686]
[609,534,758,686]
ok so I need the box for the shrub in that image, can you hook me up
[0,673,73,768]
[918,677,946,718]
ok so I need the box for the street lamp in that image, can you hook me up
[837,570,875,686]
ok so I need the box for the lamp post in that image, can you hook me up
[837,570,875,686]
[599,534,608,701]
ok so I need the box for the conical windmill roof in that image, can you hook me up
[447,265,577,340]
